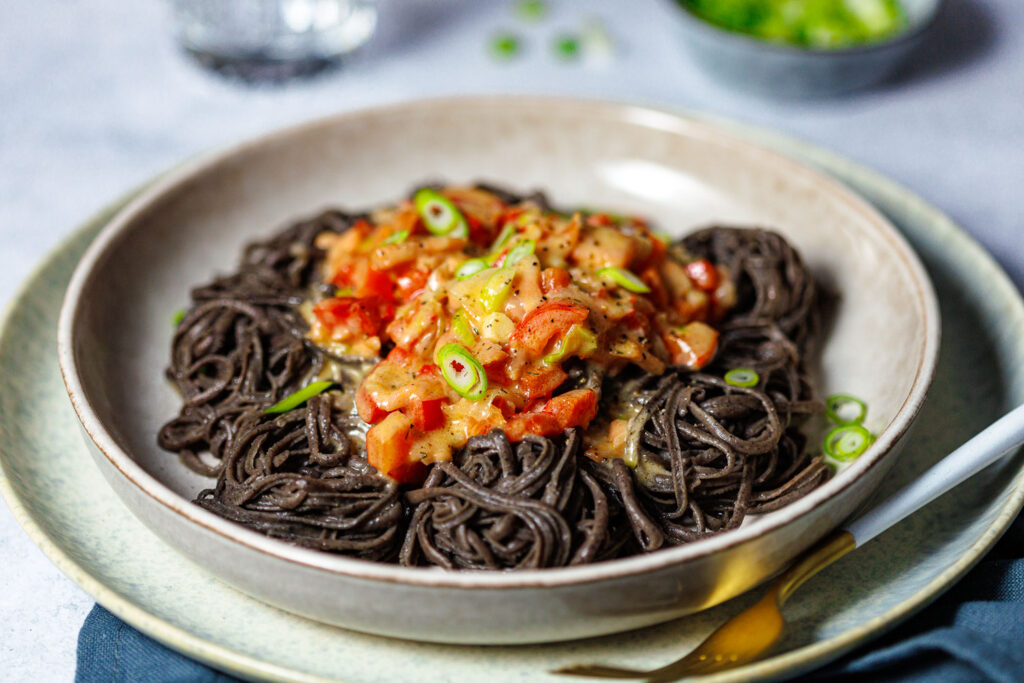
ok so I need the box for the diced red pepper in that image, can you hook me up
[541,267,572,294]
[509,302,590,355]
[515,364,569,400]
[356,267,394,300]
[355,384,388,424]
[313,297,390,337]
[504,411,562,442]
[686,259,719,292]
[541,389,598,429]
[366,412,427,484]
[404,396,445,431]
[395,266,429,300]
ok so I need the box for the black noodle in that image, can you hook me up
[159,193,827,570]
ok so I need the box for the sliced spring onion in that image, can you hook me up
[515,0,546,21]
[543,325,598,365]
[437,344,487,400]
[172,308,186,325]
[724,368,760,388]
[382,229,409,245]
[554,34,581,60]
[481,267,515,312]
[504,239,536,267]
[823,424,874,461]
[825,394,868,425]
[456,258,489,280]
[489,33,521,60]
[598,266,651,293]
[451,310,476,347]
[414,188,468,238]
[265,381,334,414]
[490,223,518,253]
[335,287,355,297]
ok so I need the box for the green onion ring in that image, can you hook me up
[823,424,874,461]
[265,381,334,414]
[437,344,487,400]
[825,394,868,425]
[414,188,468,238]
[504,239,536,267]
[598,266,651,293]
[456,258,489,280]
[724,368,760,388]
[383,229,409,245]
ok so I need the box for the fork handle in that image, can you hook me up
[846,403,1024,546]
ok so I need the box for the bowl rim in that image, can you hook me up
[670,0,945,57]
[57,95,941,590]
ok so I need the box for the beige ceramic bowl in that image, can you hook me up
[58,98,939,645]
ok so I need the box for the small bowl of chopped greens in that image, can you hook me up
[670,0,943,96]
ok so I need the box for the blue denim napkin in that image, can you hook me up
[76,514,1024,683]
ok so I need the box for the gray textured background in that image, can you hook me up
[1,0,1020,679]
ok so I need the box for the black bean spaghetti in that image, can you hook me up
[159,186,826,569]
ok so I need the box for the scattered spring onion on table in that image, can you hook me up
[489,33,522,61]
[680,0,907,49]
[437,344,488,400]
[171,308,186,325]
[265,381,334,414]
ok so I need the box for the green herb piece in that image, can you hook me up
[823,423,874,461]
[437,344,488,400]
[172,308,186,325]
[414,188,468,238]
[554,34,581,60]
[724,368,760,388]
[490,33,522,60]
[825,393,868,425]
[543,325,598,365]
[265,381,334,414]
[456,258,490,281]
[515,0,547,21]
[491,223,518,253]
[451,310,476,347]
[383,229,410,245]
[504,239,536,267]
[598,266,651,293]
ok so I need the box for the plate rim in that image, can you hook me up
[1,100,1021,682]
[54,95,941,590]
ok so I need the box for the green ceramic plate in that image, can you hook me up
[2,118,1022,682]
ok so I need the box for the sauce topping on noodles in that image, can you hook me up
[310,186,736,482]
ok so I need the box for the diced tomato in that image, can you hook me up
[541,267,572,294]
[541,389,598,429]
[663,321,718,369]
[510,302,590,355]
[504,411,562,442]
[686,259,719,292]
[355,384,388,424]
[515,364,569,400]
[356,268,393,300]
[313,297,389,337]
[404,396,445,431]
[395,266,429,300]
[365,412,427,484]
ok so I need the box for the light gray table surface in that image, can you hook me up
[1,0,1021,679]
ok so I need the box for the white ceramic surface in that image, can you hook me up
[56,98,939,644]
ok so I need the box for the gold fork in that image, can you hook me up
[555,404,1024,681]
